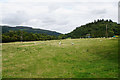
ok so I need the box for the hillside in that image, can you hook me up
[67,19,120,38]
[1,25,61,36]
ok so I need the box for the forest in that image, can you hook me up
[66,19,120,38]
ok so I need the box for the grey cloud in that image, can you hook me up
[57,21,69,25]
[42,17,56,24]
[42,18,69,26]
[48,3,61,12]
[2,11,29,25]
[91,9,107,14]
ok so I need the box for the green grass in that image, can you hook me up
[2,38,118,78]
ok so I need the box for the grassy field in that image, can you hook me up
[2,38,118,78]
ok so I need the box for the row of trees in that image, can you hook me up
[2,31,66,43]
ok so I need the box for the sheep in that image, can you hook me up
[34,42,36,44]
[71,42,74,45]
[59,41,61,45]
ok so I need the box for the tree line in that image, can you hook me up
[2,30,66,43]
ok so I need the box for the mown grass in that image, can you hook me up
[2,38,118,78]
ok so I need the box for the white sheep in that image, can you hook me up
[59,41,61,45]
[71,42,74,45]
[34,42,36,44]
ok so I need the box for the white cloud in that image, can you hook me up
[0,0,118,33]
[1,0,119,2]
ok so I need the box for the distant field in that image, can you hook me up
[2,38,118,78]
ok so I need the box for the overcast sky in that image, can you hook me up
[0,0,119,33]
